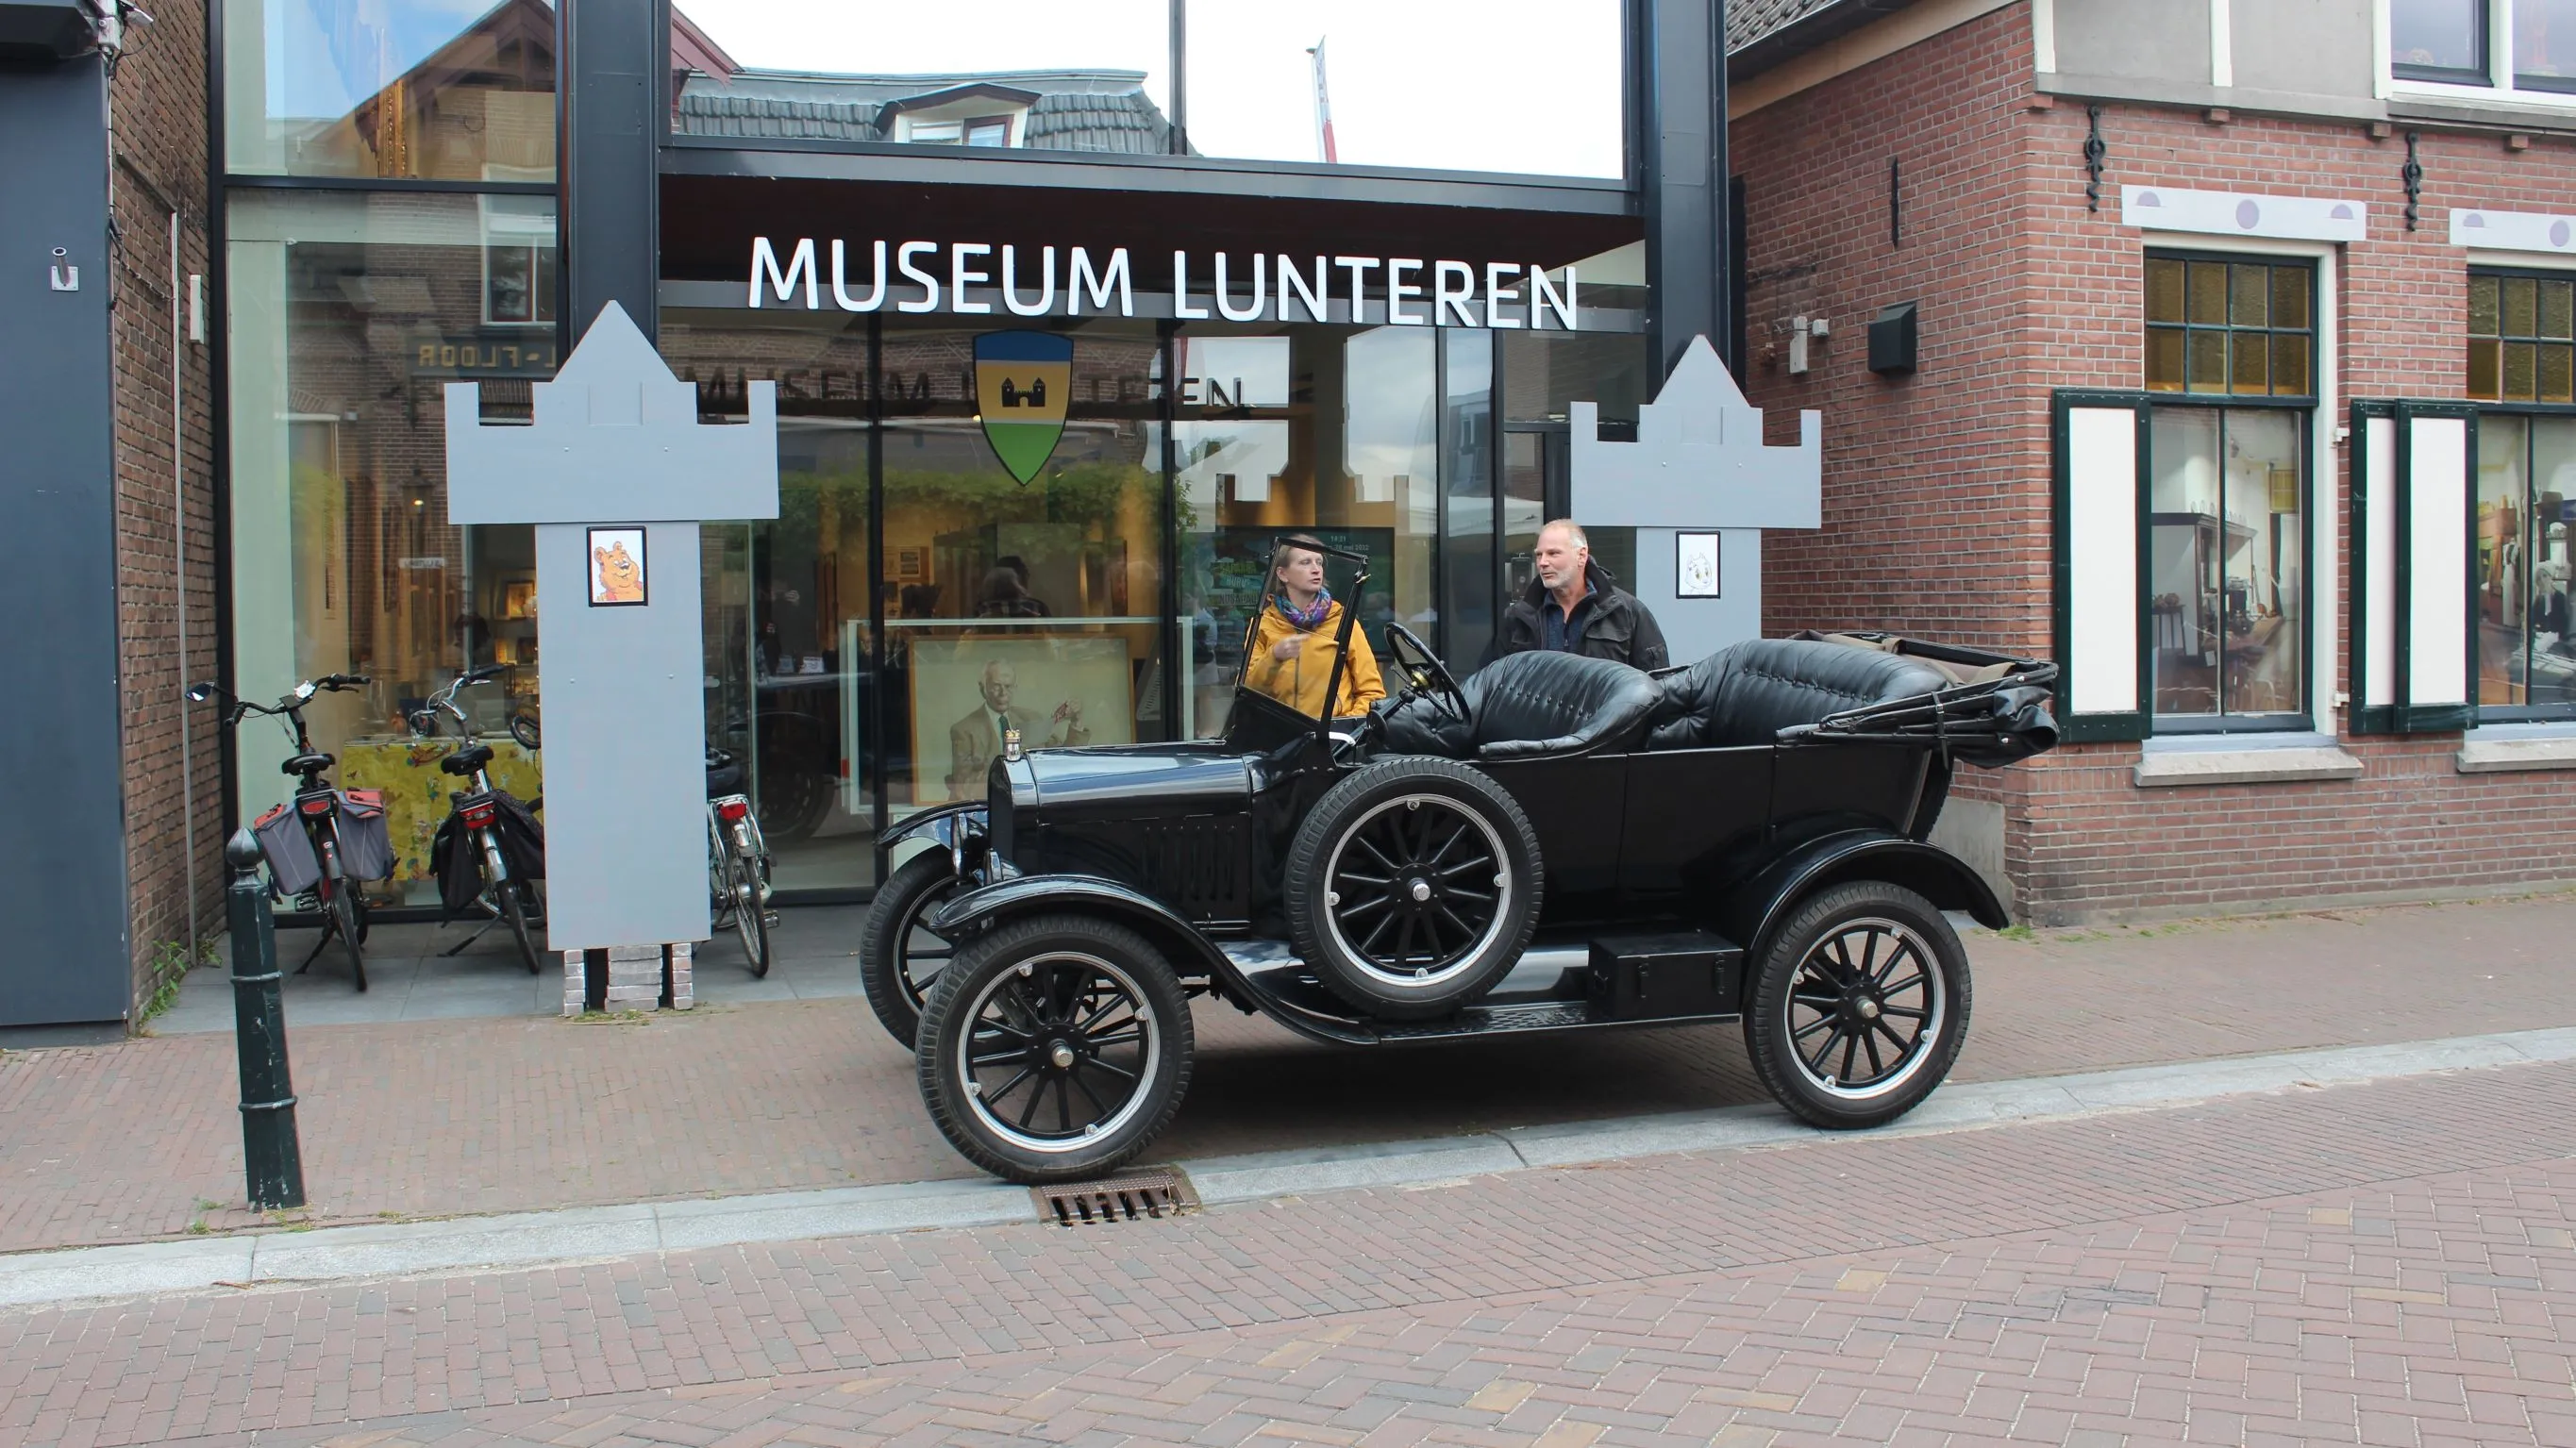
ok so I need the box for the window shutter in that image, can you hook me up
[2052,391,2150,741]
[2347,401,2476,734]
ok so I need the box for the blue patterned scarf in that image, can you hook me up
[1276,588,1334,630]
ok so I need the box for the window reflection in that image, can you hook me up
[224,0,557,180]
[2149,408,2305,721]
[226,191,556,902]
[2478,416,2576,709]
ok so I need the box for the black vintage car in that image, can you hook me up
[861,541,2059,1184]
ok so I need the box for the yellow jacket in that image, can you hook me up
[1245,600,1387,719]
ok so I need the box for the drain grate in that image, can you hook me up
[1033,1171,1195,1225]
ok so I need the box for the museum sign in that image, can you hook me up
[747,237,1599,330]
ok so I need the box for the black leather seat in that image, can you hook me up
[1382,651,1662,761]
[1648,639,1953,750]
[440,742,495,776]
[280,752,334,776]
[706,750,745,796]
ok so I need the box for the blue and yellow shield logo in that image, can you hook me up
[974,331,1073,485]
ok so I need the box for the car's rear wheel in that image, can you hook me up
[1744,881,1970,1129]
[1284,757,1541,1020]
[860,850,964,1048]
[914,913,1191,1184]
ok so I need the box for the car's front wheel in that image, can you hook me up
[914,913,1193,1184]
[860,850,964,1048]
[1744,881,1970,1130]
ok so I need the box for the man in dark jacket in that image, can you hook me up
[1497,519,1670,669]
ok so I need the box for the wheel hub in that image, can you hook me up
[1047,1040,1076,1070]
[1407,878,1432,903]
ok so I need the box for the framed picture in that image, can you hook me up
[587,525,647,607]
[1676,531,1721,598]
[909,635,1134,806]
[500,579,536,620]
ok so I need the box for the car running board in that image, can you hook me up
[1218,930,1747,1047]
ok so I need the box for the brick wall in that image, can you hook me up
[107,7,218,1010]
[1735,0,2576,922]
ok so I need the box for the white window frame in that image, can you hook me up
[2139,232,2342,739]
[2380,0,2576,110]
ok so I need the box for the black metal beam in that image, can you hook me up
[560,0,667,344]
[1641,0,1727,381]
[660,139,1636,218]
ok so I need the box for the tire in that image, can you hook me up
[914,913,1191,1184]
[1744,881,1971,1130]
[320,841,367,993]
[729,840,772,978]
[859,850,965,1048]
[500,877,543,975]
[1283,757,1541,1020]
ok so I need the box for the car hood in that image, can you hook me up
[1012,741,1262,810]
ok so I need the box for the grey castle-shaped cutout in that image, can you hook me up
[447,301,778,525]
[444,302,778,957]
[1570,335,1819,530]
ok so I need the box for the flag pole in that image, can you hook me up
[1307,38,1338,163]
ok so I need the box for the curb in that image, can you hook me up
[8,1025,2575,1310]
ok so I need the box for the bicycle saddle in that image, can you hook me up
[441,742,495,775]
[280,752,334,776]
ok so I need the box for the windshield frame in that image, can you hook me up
[1232,534,1375,733]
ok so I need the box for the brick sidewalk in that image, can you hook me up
[3,893,2572,1255]
[8,1055,2576,1445]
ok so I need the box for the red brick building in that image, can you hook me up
[1731,0,2576,922]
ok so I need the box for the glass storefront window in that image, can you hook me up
[1174,325,1438,738]
[2148,408,2306,722]
[669,0,1620,177]
[2477,414,2576,710]
[226,190,556,900]
[223,0,557,180]
[662,312,1166,889]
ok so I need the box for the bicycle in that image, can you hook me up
[188,673,383,991]
[705,749,776,977]
[411,666,546,974]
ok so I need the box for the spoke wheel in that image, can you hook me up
[860,850,965,1048]
[730,843,772,977]
[320,841,367,993]
[1781,917,1944,1099]
[1285,757,1540,1020]
[1746,881,1970,1130]
[916,914,1192,1184]
[501,878,543,974]
[1324,795,1510,987]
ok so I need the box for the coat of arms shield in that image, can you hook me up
[974,330,1074,485]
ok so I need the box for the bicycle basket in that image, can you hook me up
[253,804,324,897]
[335,789,396,881]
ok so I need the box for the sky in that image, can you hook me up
[677,0,1625,179]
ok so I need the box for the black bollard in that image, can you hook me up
[225,828,306,1210]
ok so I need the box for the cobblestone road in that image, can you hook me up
[8,1057,2576,1446]
[6,895,2573,1255]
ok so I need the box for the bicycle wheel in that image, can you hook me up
[500,877,544,974]
[318,839,367,993]
[726,837,772,977]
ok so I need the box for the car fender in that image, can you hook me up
[1718,829,2008,963]
[927,873,1242,987]
[876,802,987,877]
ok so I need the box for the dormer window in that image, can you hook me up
[908,119,963,143]
[965,116,1011,147]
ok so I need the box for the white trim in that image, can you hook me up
[2447,208,2576,253]
[2122,186,2367,242]
[2032,0,2056,74]
[2458,735,2576,771]
[2461,247,2576,269]
[2137,234,2341,738]
[2384,0,2576,108]
[2406,414,2473,710]
[2133,744,2363,787]
[2210,0,2233,89]
[2364,414,2398,710]
[2066,407,2141,718]
[2372,0,2393,101]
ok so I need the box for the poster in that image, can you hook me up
[587,525,647,606]
[1676,531,1721,598]
[910,635,1133,805]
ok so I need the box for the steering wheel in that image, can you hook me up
[1382,623,1473,733]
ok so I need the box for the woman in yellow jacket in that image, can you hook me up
[1245,537,1386,719]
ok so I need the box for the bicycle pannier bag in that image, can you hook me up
[335,789,396,881]
[253,803,324,897]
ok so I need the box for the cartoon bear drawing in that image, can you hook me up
[593,540,644,603]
